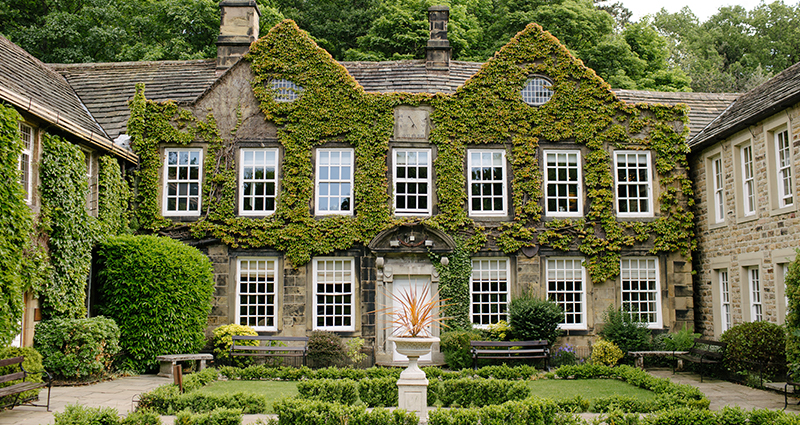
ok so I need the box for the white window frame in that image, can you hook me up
[83,150,98,216]
[775,129,793,208]
[236,258,278,331]
[741,144,756,216]
[18,122,32,204]
[239,148,279,216]
[393,148,432,216]
[315,149,354,216]
[163,148,203,216]
[470,258,510,327]
[712,155,725,223]
[620,257,662,328]
[313,258,355,331]
[546,257,587,330]
[613,151,654,218]
[544,150,582,217]
[719,270,731,332]
[468,149,507,216]
[748,267,762,322]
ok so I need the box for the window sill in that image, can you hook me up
[769,204,797,217]
[707,220,727,230]
[735,213,758,224]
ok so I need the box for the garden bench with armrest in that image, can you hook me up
[673,338,727,382]
[470,340,549,370]
[0,356,52,411]
[231,335,309,366]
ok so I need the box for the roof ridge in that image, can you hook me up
[49,59,216,69]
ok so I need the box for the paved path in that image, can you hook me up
[2,369,799,424]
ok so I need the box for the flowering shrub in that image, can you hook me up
[590,338,624,366]
[212,324,258,367]
[487,320,511,341]
[551,344,581,367]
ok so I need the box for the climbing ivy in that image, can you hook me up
[39,133,94,319]
[0,102,34,345]
[429,238,472,331]
[127,20,694,284]
[97,155,132,236]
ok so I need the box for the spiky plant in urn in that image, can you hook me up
[383,282,449,418]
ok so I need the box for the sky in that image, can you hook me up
[621,0,766,22]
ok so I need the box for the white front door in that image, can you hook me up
[392,275,433,362]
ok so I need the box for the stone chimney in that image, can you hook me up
[216,0,260,74]
[426,6,451,72]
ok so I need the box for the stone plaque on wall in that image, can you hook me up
[394,107,430,140]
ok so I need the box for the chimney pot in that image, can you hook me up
[426,6,451,72]
[217,0,260,75]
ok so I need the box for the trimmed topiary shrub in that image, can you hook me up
[96,235,214,373]
[0,346,44,406]
[297,378,358,405]
[34,316,120,381]
[211,324,259,367]
[507,294,562,344]
[438,377,530,407]
[598,306,652,354]
[440,330,482,370]
[175,408,241,425]
[307,331,346,368]
[358,377,398,407]
[54,404,122,425]
[273,398,418,425]
[721,321,787,381]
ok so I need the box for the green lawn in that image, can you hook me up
[196,378,654,411]
[527,379,656,401]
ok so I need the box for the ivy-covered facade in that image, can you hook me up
[118,3,699,363]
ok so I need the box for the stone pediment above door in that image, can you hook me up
[368,224,456,255]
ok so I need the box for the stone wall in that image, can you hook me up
[690,103,800,337]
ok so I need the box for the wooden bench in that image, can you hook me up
[673,338,727,382]
[0,356,52,411]
[470,340,549,370]
[155,353,213,378]
[231,335,309,366]
[785,371,800,409]
[629,351,688,369]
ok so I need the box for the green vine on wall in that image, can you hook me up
[0,102,34,344]
[127,20,695,284]
[98,155,133,236]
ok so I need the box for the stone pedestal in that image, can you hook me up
[390,336,438,419]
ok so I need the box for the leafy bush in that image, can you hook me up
[508,294,562,343]
[211,324,258,367]
[54,404,122,425]
[785,252,800,366]
[297,378,358,405]
[551,344,580,367]
[121,410,162,425]
[486,320,511,341]
[307,331,346,368]
[721,321,787,380]
[590,338,624,366]
[175,408,241,425]
[440,330,482,370]
[473,364,538,380]
[428,398,558,425]
[0,346,44,406]
[96,235,214,373]
[273,398,418,425]
[554,395,590,413]
[655,326,701,351]
[34,316,120,381]
[438,378,530,407]
[358,377,397,407]
[344,337,367,365]
[598,306,652,354]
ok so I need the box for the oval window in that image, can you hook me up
[521,77,553,106]
[270,79,304,103]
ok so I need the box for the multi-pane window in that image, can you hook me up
[545,151,582,216]
[719,270,731,332]
[620,257,661,327]
[237,259,277,331]
[240,149,278,215]
[741,145,756,216]
[316,149,353,215]
[270,79,304,102]
[18,122,32,203]
[314,258,354,331]
[393,149,431,215]
[470,259,509,326]
[749,267,762,321]
[547,258,586,329]
[468,150,506,215]
[521,77,554,106]
[163,148,202,215]
[712,156,725,223]
[776,130,793,207]
[614,152,653,216]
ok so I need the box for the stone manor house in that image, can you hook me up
[1,1,798,363]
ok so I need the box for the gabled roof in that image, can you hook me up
[0,35,135,163]
[689,61,800,151]
[51,60,219,140]
[613,90,741,140]
[341,60,483,94]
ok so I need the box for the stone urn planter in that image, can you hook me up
[389,335,439,418]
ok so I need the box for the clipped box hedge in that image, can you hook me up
[273,398,418,425]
